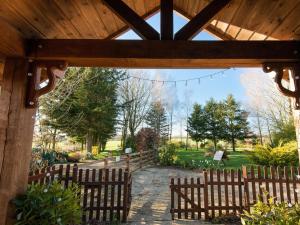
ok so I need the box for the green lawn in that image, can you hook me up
[174,148,254,170]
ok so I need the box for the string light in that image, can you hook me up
[127,68,231,86]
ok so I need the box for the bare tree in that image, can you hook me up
[119,71,151,149]
[240,70,293,145]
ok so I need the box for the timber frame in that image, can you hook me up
[25,60,67,108]
[1,0,300,225]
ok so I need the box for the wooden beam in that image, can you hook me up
[160,0,173,40]
[0,59,36,225]
[0,20,25,57]
[27,39,300,68]
[102,0,159,40]
[174,0,231,40]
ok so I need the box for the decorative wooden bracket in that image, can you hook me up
[263,62,300,109]
[26,60,68,108]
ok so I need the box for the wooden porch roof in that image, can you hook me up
[0,0,300,58]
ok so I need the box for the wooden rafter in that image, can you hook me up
[27,39,300,68]
[174,0,231,40]
[102,0,159,40]
[160,0,173,40]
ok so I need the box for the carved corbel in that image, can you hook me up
[263,62,300,109]
[26,60,68,108]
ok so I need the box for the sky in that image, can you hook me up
[117,12,266,136]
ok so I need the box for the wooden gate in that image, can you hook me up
[28,165,132,223]
[170,166,300,220]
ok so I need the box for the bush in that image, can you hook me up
[136,128,158,152]
[241,195,300,225]
[67,151,83,163]
[159,143,177,166]
[251,141,298,167]
[13,181,81,225]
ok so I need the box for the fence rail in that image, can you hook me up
[170,166,300,220]
[102,150,157,172]
[28,165,132,223]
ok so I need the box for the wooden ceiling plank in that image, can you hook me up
[91,0,119,35]
[4,0,69,39]
[102,0,159,40]
[0,19,25,57]
[0,3,44,38]
[268,3,300,40]
[33,0,81,39]
[174,0,231,40]
[161,0,173,40]
[249,0,298,39]
[72,0,108,38]
[54,0,98,38]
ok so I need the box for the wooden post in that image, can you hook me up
[0,58,36,225]
[289,68,300,164]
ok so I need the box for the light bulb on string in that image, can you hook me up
[198,78,200,84]
[185,80,188,86]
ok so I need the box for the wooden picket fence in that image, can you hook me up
[102,149,157,172]
[28,165,132,223]
[170,166,300,220]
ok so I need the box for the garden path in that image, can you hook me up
[125,166,223,225]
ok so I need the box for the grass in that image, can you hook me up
[174,148,254,170]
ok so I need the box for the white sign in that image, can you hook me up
[213,151,224,161]
[115,156,121,162]
[125,148,132,154]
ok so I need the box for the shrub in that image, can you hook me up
[159,143,177,166]
[13,181,81,225]
[136,128,158,152]
[241,196,300,225]
[67,151,83,163]
[251,141,298,167]
[125,136,136,151]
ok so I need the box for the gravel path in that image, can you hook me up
[125,166,222,225]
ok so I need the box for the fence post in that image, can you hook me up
[104,157,108,169]
[139,151,143,168]
[203,171,209,220]
[72,164,78,186]
[122,170,129,222]
[242,166,250,211]
[126,154,130,171]
[170,178,174,220]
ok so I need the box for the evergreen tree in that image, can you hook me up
[187,104,206,150]
[145,101,169,144]
[203,98,226,150]
[40,67,125,153]
[223,94,250,151]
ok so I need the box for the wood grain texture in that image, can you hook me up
[27,39,300,68]
[0,59,36,225]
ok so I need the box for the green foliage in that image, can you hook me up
[173,158,220,169]
[13,181,81,225]
[66,151,83,163]
[158,144,177,166]
[40,67,125,152]
[272,118,296,146]
[241,195,300,225]
[251,141,298,167]
[223,94,250,151]
[187,104,207,146]
[145,101,169,144]
[203,98,226,149]
[125,136,137,151]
